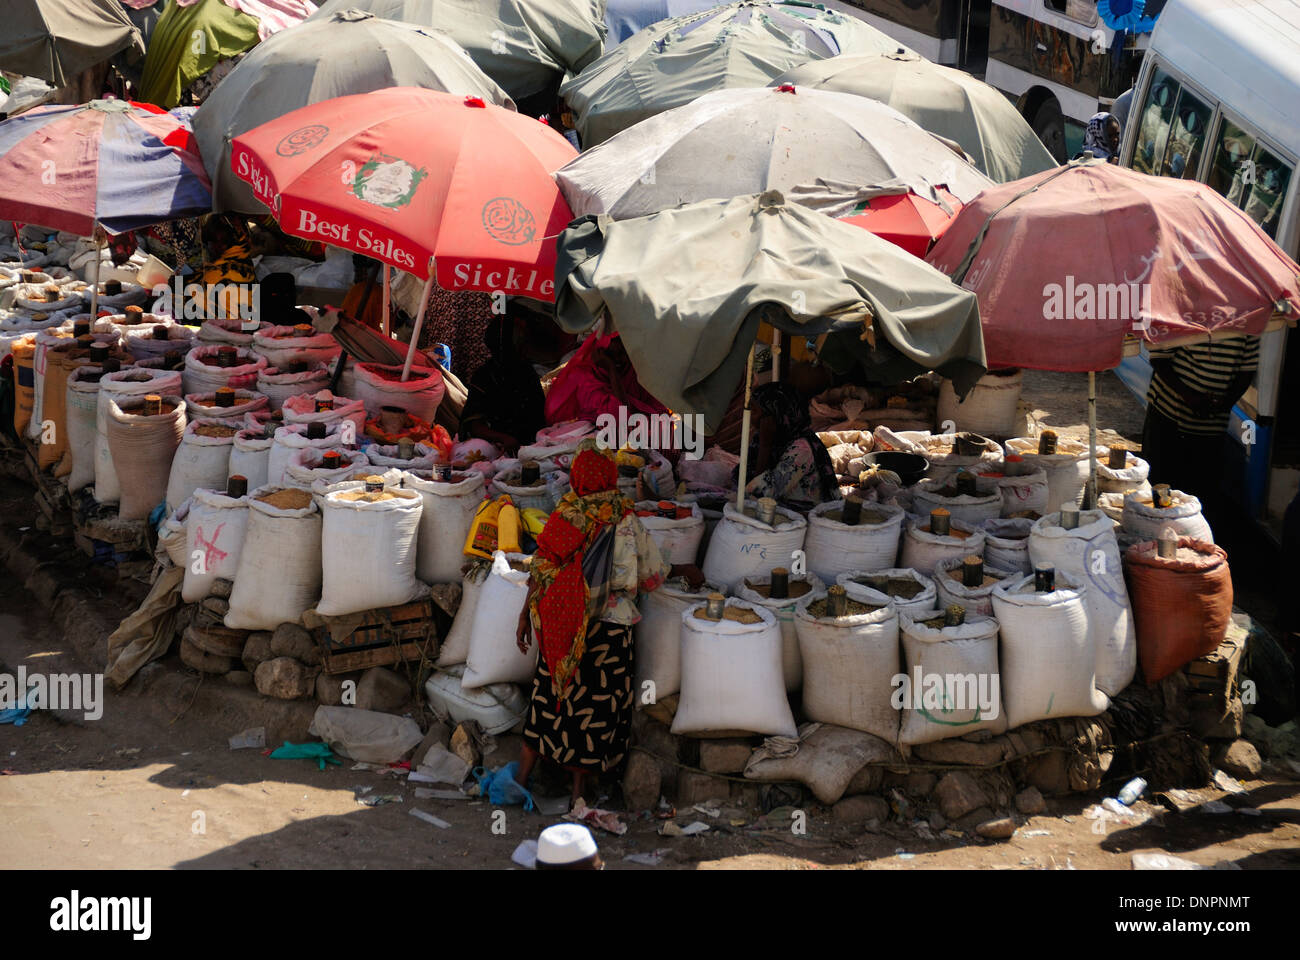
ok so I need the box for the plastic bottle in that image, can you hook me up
[1117,777,1147,806]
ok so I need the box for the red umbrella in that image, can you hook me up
[229,87,577,302]
[925,161,1300,372]
[840,187,962,258]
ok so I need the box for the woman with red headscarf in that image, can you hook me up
[515,441,703,806]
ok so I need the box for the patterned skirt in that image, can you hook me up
[522,622,634,772]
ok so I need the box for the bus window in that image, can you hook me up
[1044,0,1100,25]
[1207,120,1293,238]
[1159,86,1212,179]
[1133,68,1178,175]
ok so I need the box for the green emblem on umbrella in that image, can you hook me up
[352,154,427,209]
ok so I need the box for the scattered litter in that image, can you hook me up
[18,526,29,531]
[181,789,190,798]
[1101,797,1127,816]
[1019,857,1036,866]
[692,804,720,818]
[1021,829,1052,837]
[271,741,340,770]
[115,747,141,756]
[654,796,676,820]
[913,821,936,841]
[228,727,266,750]
[624,849,669,866]
[1061,816,1074,823]
[942,829,965,840]
[511,839,538,869]
[567,798,627,835]
[1212,769,1246,794]
[729,819,746,827]
[0,701,32,726]
[1132,852,1204,870]
[1199,800,1233,814]
[534,795,571,816]
[356,793,402,807]
[660,820,710,837]
[414,788,470,801]
[353,785,373,796]
[896,852,915,860]
[1235,807,1262,817]
[410,808,451,829]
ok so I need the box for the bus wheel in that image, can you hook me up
[1030,97,1067,163]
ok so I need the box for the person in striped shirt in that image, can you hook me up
[1142,335,1260,507]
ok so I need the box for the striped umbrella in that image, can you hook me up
[0,98,212,236]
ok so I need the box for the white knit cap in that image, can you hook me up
[536,824,598,865]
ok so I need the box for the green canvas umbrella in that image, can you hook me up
[554,190,986,435]
[139,0,262,109]
[560,0,908,146]
[773,50,1058,184]
[308,0,606,105]
[193,10,514,213]
[4,0,144,87]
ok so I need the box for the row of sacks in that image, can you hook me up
[638,507,1224,747]
[158,468,495,629]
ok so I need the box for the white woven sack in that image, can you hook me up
[796,587,900,742]
[671,599,797,738]
[224,487,323,630]
[899,516,985,577]
[992,572,1109,728]
[1004,436,1091,513]
[1120,491,1214,544]
[803,500,905,582]
[839,567,938,618]
[267,421,354,486]
[491,467,569,512]
[1096,449,1151,496]
[184,389,267,422]
[735,573,826,691]
[423,663,525,736]
[978,518,1034,574]
[183,344,267,396]
[701,500,808,592]
[166,419,236,514]
[251,323,339,368]
[981,464,1049,517]
[933,556,1015,619]
[257,363,331,410]
[158,497,191,567]
[874,428,1003,484]
[898,613,1006,745]
[911,477,1002,527]
[634,500,706,565]
[403,470,486,584]
[182,488,250,602]
[65,366,103,492]
[936,369,1023,438]
[1028,510,1136,696]
[633,579,720,703]
[316,487,424,617]
[462,552,535,688]
[352,362,445,422]
[282,389,367,434]
[437,568,488,667]
[229,428,274,492]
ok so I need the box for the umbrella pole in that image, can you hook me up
[771,330,781,383]
[90,223,102,318]
[1086,370,1098,510]
[735,342,757,514]
[382,264,390,338]
[401,268,436,383]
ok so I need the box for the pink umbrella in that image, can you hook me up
[925,160,1300,499]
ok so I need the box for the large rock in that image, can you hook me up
[242,631,273,674]
[934,771,988,821]
[271,622,321,667]
[976,817,1017,839]
[209,578,234,599]
[676,770,725,806]
[623,751,661,812]
[699,738,754,774]
[255,657,317,700]
[355,667,410,712]
[186,623,246,659]
[1213,740,1262,779]
[180,636,235,675]
[914,738,1009,766]
[843,763,883,796]
[450,722,481,767]
[832,795,889,825]
[223,670,254,688]
[1015,786,1047,815]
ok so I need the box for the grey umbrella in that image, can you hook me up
[773,50,1058,183]
[193,10,514,214]
[554,190,986,434]
[554,84,992,221]
[4,0,145,87]
[307,0,606,105]
[560,0,910,146]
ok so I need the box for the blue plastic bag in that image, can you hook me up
[473,762,536,812]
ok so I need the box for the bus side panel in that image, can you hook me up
[837,0,959,40]
[987,6,1136,104]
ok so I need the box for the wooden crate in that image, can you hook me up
[1183,620,1247,705]
[313,599,438,675]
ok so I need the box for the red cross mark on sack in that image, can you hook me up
[194,523,228,571]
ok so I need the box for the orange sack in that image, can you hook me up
[1124,538,1233,683]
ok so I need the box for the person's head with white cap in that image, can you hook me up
[535,824,602,871]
